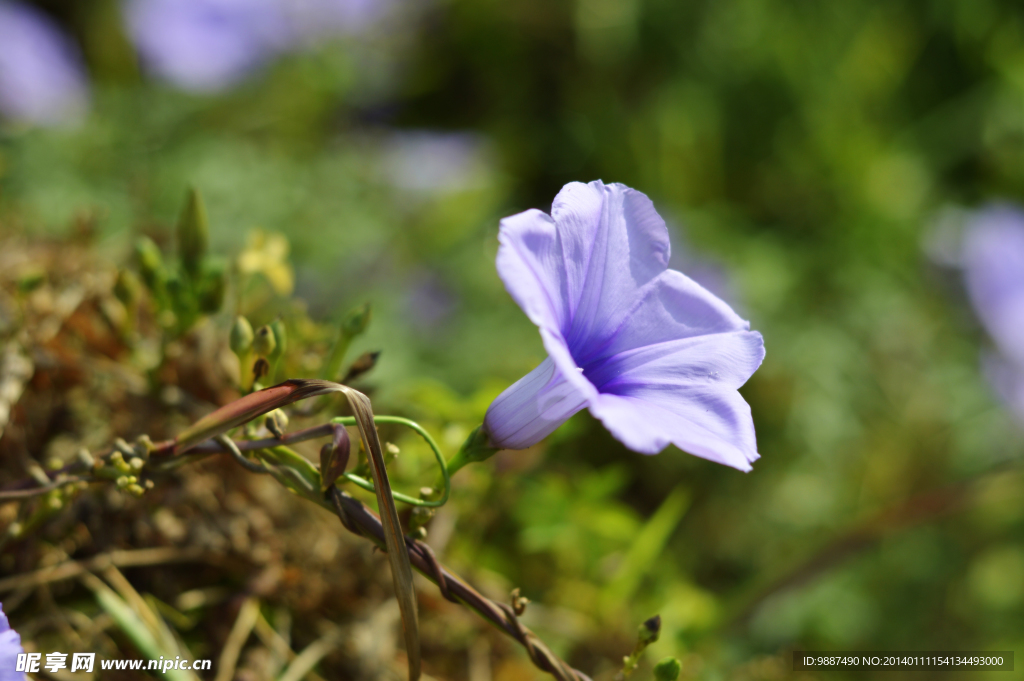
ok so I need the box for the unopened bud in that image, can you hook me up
[320,426,352,491]
[265,409,288,439]
[253,325,276,357]
[341,303,371,339]
[134,435,154,459]
[638,615,661,645]
[269,318,287,361]
[653,657,681,681]
[26,464,49,485]
[230,316,254,357]
[76,448,95,468]
[342,351,380,383]
[110,451,132,474]
[177,186,209,277]
[135,236,166,293]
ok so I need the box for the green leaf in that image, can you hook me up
[601,486,690,611]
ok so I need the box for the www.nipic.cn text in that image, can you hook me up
[15,652,214,673]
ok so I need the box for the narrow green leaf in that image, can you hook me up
[601,486,690,611]
[81,573,197,681]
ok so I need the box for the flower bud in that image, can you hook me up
[320,425,351,491]
[269,318,287,361]
[343,351,380,382]
[230,316,254,357]
[135,236,167,293]
[177,186,209,277]
[253,325,276,357]
[653,657,681,681]
[341,302,371,339]
[638,615,661,645]
[265,409,288,438]
[76,448,95,468]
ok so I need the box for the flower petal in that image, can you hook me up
[550,182,671,353]
[496,208,571,339]
[586,331,764,470]
[484,358,590,449]
[964,206,1024,368]
[577,268,751,366]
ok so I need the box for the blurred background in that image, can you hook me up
[1,0,1024,679]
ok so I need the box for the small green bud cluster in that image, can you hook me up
[409,486,439,539]
[132,187,227,339]
[98,438,154,496]
[229,315,289,392]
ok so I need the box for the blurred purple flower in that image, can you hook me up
[381,131,491,194]
[0,1,88,126]
[0,603,25,681]
[483,181,765,471]
[124,0,290,92]
[123,0,401,92]
[963,205,1024,419]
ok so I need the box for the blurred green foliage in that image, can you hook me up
[3,0,1024,677]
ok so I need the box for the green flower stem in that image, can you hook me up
[322,336,350,382]
[443,425,498,481]
[331,416,450,508]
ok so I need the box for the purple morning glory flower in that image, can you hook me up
[963,205,1024,420]
[0,1,89,126]
[124,0,290,92]
[483,181,765,471]
[0,603,25,681]
[123,0,402,92]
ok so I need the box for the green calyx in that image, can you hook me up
[444,425,499,479]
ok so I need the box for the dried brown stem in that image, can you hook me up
[329,488,592,681]
[0,475,87,501]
